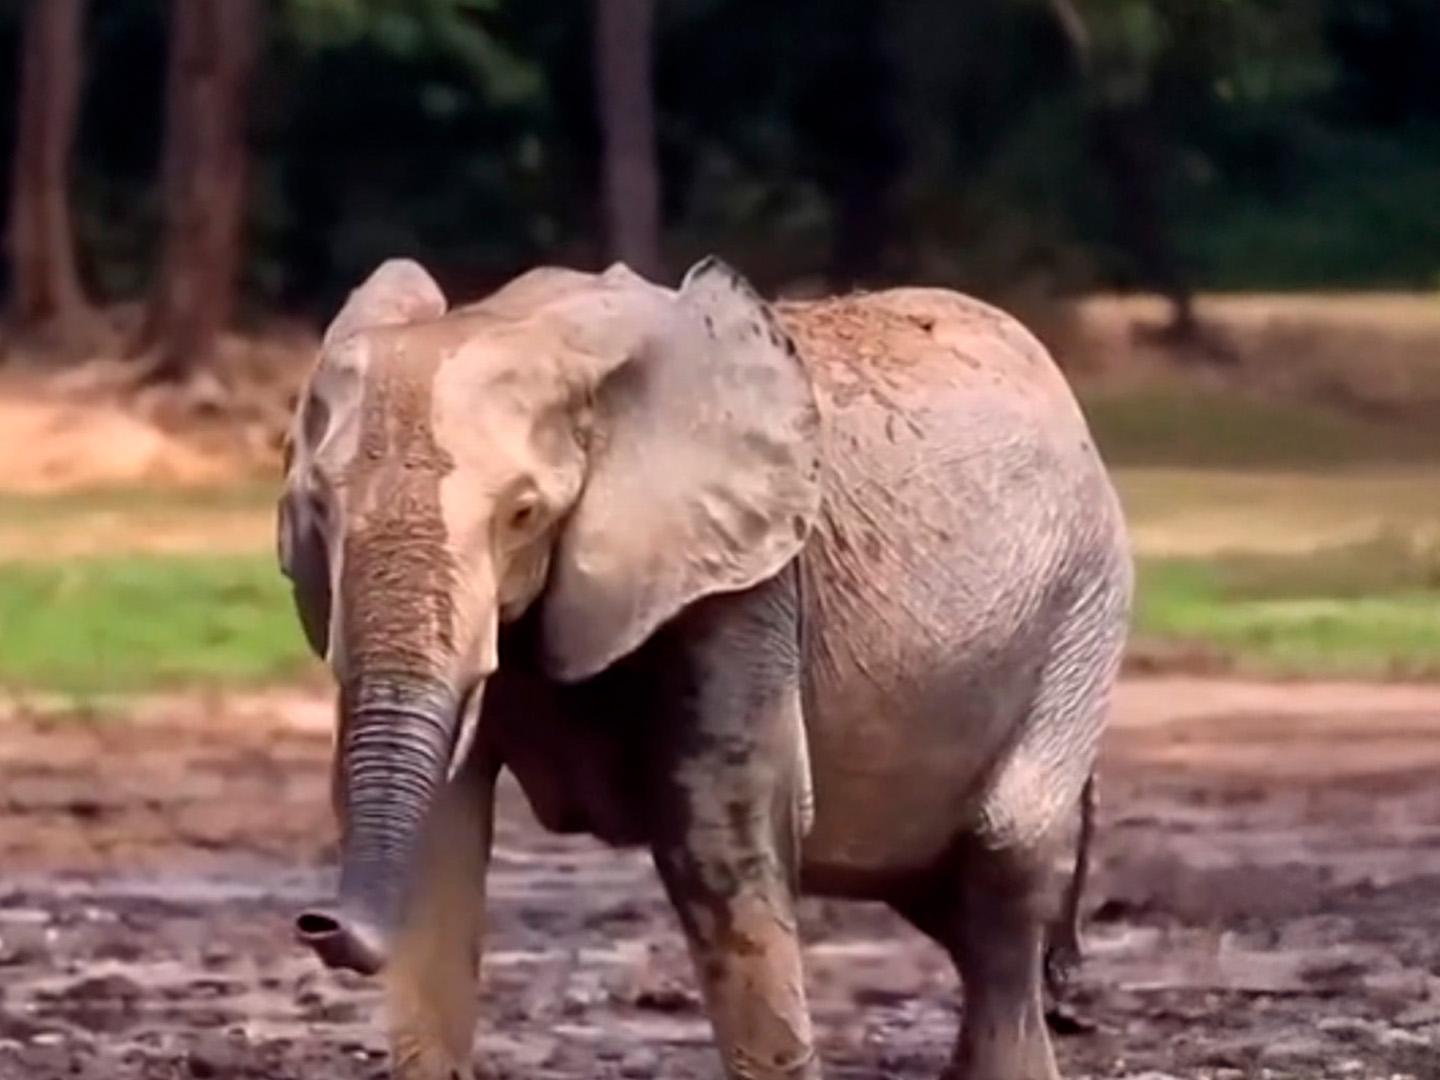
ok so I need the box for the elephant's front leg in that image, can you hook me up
[650,573,820,1080]
[385,747,498,1080]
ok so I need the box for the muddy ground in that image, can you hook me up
[1,678,1439,1080]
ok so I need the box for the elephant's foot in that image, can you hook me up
[391,1041,475,1080]
[657,876,823,1080]
[947,1001,1061,1080]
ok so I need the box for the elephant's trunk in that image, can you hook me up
[295,674,460,975]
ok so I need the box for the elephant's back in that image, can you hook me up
[777,286,1119,608]
[776,288,1089,433]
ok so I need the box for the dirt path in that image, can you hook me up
[2,678,1439,1079]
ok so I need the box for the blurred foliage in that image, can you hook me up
[1,0,1437,317]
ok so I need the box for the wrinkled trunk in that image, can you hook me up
[297,675,461,974]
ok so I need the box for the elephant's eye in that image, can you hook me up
[506,495,542,536]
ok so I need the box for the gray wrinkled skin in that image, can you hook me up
[279,258,1132,1080]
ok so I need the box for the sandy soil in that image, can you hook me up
[1,677,1439,1080]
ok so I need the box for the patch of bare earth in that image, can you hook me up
[1,678,1438,1079]
[0,323,315,495]
[0,394,234,494]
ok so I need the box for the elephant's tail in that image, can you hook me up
[1043,771,1096,999]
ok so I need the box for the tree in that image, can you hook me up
[6,0,96,356]
[1043,0,1199,340]
[134,0,260,381]
[789,1,905,288]
[593,0,662,278]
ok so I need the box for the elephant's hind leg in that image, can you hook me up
[909,584,1123,1079]
[385,748,498,1080]
[896,841,1061,1080]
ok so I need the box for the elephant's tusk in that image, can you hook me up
[447,682,485,782]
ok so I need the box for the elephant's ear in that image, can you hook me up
[277,468,332,657]
[277,388,341,659]
[542,257,822,682]
[323,258,446,347]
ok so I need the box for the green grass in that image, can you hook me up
[0,553,315,696]
[1135,536,1440,679]
[3,536,1437,695]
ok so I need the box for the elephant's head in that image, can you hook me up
[279,256,821,974]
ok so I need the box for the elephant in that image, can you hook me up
[277,254,1132,1080]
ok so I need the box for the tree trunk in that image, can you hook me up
[1090,105,1193,325]
[594,0,663,279]
[6,0,96,357]
[1046,0,1205,347]
[135,0,259,382]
